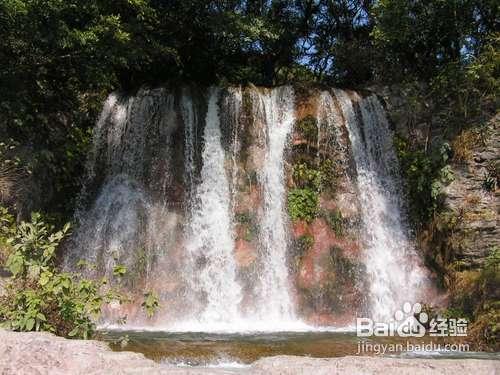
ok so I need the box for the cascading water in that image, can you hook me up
[181,88,243,328]
[66,85,431,331]
[66,89,178,284]
[334,89,427,322]
[181,87,198,201]
[316,91,349,165]
[253,87,296,323]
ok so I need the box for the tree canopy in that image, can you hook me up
[0,0,498,216]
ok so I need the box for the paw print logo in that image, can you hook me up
[394,302,428,337]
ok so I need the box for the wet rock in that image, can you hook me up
[294,217,366,320]
[234,239,257,268]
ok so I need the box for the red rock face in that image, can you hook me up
[290,214,366,322]
[307,312,357,327]
[292,220,309,238]
[234,239,257,268]
[285,90,369,324]
[234,185,262,214]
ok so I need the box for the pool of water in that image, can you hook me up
[98,330,499,366]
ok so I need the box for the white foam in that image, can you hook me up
[98,321,355,334]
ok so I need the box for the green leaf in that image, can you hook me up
[6,253,23,276]
[25,318,35,331]
[113,265,127,277]
[36,313,46,321]
[39,272,52,286]
[68,328,79,337]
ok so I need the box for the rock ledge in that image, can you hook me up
[0,330,498,374]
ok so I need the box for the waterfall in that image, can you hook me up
[66,89,177,283]
[253,87,296,322]
[180,87,198,201]
[181,88,243,327]
[66,85,431,331]
[317,91,349,165]
[334,89,426,322]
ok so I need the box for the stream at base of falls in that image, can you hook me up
[99,330,499,367]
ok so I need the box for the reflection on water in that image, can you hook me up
[99,331,499,366]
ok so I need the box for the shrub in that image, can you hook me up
[293,163,323,190]
[235,212,258,241]
[142,291,159,318]
[0,212,120,339]
[452,129,483,163]
[288,188,318,223]
[444,247,500,350]
[0,206,16,264]
[324,209,344,237]
[395,136,453,226]
[292,159,340,193]
[298,234,314,252]
[295,115,318,143]
[318,159,341,192]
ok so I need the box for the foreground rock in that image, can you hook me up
[252,355,498,375]
[0,330,498,375]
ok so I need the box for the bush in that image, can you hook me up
[0,206,16,264]
[293,163,323,190]
[324,209,344,237]
[395,136,453,226]
[295,116,318,143]
[288,188,318,223]
[297,234,314,252]
[0,212,120,339]
[445,247,500,350]
[141,291,160,318]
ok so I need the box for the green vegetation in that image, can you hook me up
[235,212,258,241]
[324,209,344,237]
[445,247,500,350]
[298,234,314,252]
[112,265,127,278]
[292,159,340,193]
[288,188,318,223]
[293,163,323,190]
[141,291,159,318]
[395,137,455,226]
[295,116,318,143]
[0,0,496,219]
[0,211,121,339]
[0,206,16,264]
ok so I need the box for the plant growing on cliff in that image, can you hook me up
[324,210,344,237]
[468,247,500,350]
[288,188,318,223]
[293,163,323,190]
[295,116,318,144]
[235,212,258,241]
[0,212,120,339]
[298,235,314,252]
[142,291,159,318]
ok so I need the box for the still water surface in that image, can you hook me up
[99,330,499,366]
